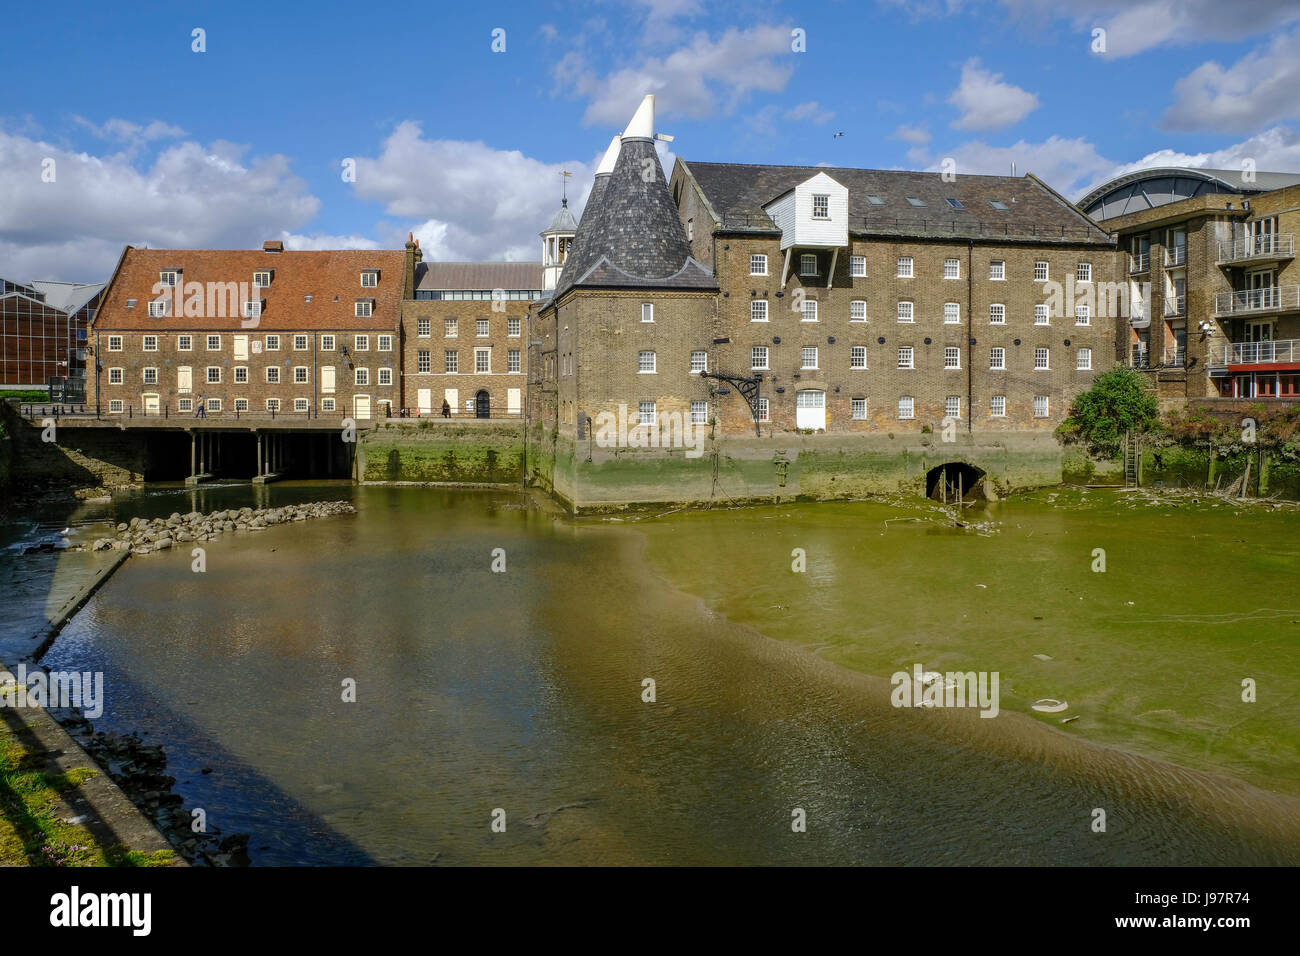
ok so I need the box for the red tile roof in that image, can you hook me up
[93,247,406,331]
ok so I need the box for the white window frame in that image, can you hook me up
[638,401,657,426]
[355,300,373,318]
[1034,395,1049,418]
[989,304,1006,325]
[943,258,960,280]
[641,303,654,323]
[507,318,521,337]
[1077,348,1092,370]
[638,350,657,374]
[690,350,707,373]
[253,270,271,288]
[801,346,819,370]
[898,346,914,369]
[990,395,1007,417]
[148,299,168,318]
[850,300,867,322]
[355,367,370,386]
[944,347,961,369]
[206,366,221,384]
[1035,347,1050,370]
[849,346,867,369]
[1077,263,1092,283]
[1075,305,1091,326]
[690,400,709,426]
[897,256,914,278]
[751,300,769,322]
[811,194,830,219]
[800,254,818,277]
[802,300,819,323]
[475,348,491,373]
[142,335,158,351]
[897,301,914,323]
[1034,261,1049,282]
[850,255,866,278]
[177,334,192,351]
[897,396,914,420]
[360,270,378,288]
[851,397,868,420]
[476,319,489,338]
[945,396,961,419]
[294,334,309,351]
[1034,304,1050,326]
[990,347,1005,370]
[265,366,281,384]
[752,346,769,370]
[944,302,960,325]
[293,366,309,384]
[990,260,1005,281]
[378,368,393,385]
[107,335,123,351]
[207,334,221,351]
[750,254,768,276]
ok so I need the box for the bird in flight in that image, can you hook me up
[832,132,844,138]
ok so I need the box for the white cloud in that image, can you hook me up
[351,121,598,262]
[0,127,322,280]
[947,58,1039,130]
[998,0,1300,57]
[72,117,187,143]
[1089,126,1300,193]
[1162,28,1300,132]
[891,123,932,145]
[280,231,380,251]
[932,135,1115,194]
[784,101,835,124]
[557,25,795,126]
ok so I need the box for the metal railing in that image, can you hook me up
[1208,338,1300,367]
[1129,252,1149,273]
[1214,285,1300,315]
[1163,347,1187,367]
[1216,234,1295,263]
[1165,246,1187,267]
[1129,345,1150,368]
[19,403,324,422]
[1163,294,1186,317]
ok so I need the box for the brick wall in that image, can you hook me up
[399,298,530,418]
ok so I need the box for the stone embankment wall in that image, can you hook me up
[359,420,525,485]
[0,404,146,492]
[527,424,1097,512]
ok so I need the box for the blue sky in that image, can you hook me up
[4,0,1300,280]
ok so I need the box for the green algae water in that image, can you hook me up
[32,483,1300,865]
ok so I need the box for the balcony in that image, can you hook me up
[1129,252,1150,274]
[1214,285,1300,316]
[1163,294,1186,317]
[1129,344,1150,368]
[1216,234,1295,265]
[1208,338,1300,368]
[1163,347,1186,367]
[1165,246,1187,268]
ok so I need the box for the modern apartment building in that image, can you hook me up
[89,243,405,418]
[1080,167,1300,400]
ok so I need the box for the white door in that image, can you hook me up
[353,394,371,420]
[142,393,160,415]
[234,335,249,361]
[795,389,825,430]
[417,388,432,415]
[507,388,521,414]
[177,366,192,393]
[321,365,336,394]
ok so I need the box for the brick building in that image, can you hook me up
[532,94,1119,448]
[672,161,1119,433]
[1,278,104,396]
[89,243,405,419]
[1080,167,1300,401]
[399,250,540,418]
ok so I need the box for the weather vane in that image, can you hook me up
[560,169,572,205]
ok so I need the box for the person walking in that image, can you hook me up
[441,399,451,419]
[195,396,207,419]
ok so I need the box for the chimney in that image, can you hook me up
[404,232,419,299]
[263,240,284,253]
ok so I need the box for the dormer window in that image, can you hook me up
[355,299,374,317]
[906,197,926,207]
[866,195,886,206]
[159,271,178,287]
[361,270,379,288]
[945,198,965,210]
[243,300,262,318]
[148,299,168,317]
[800,254,818,276]
[812,194,829,219]
[254,271,272,288]
[989,200,1009,210]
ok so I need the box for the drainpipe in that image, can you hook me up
[966,239,974,435]
[94,330,101,415]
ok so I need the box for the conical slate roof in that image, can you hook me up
[555,137,715,295]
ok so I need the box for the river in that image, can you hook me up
[23,482,1300,865]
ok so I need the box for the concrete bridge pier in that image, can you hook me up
[253,430,285,485]
[184,429,217,487]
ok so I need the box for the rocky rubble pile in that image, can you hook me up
[89,501,355,555]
